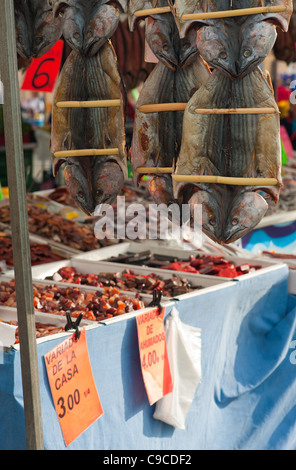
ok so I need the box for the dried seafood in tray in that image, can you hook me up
[0,202,113,252]
[0,318,65,344]
[0,279,146,322]
[46,265,200,297]
[0,232,66,267]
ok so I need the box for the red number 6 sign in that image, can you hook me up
[21,40,63,93]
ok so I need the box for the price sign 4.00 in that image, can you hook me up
[136,307,173,405]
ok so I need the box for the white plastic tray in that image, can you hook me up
[28,257,233,301]
[72,240,286,283]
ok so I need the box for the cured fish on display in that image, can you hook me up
[51,43,127,215]
[130,11,210,205]
[173,67,281,244]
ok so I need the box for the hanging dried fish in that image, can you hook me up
[173,67,281,244]
[52,0,126,56]
[51,42,127,215]
[130,12,210,205]
[14,0,63,59]
[173,0,293,78]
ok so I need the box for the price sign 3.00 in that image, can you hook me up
[44,327,103,446]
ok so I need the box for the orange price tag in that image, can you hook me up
[136,307,173,405]
[44,328,103,446]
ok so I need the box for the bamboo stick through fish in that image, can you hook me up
[195,107,278,115]
[134,6,171,17]
[172,175,279,186]
[181,5,287,21]
[134,5,286,19]
[138,103,187,113]
[138,104,277,114]
[54,149,120,158]
[56,100,121,108]
[136,167,173,174]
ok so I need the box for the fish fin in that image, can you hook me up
[264,70,274,94]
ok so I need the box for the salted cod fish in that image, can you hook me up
[173,0,293,78]
[51,42,127,215]
[52,0,126,56]
[130,12,210,205]
[14,0,63,59]
[173,67,281,244]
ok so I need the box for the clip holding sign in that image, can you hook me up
[148,289,163,315]
[65,311,83,341]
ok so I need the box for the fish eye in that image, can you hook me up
[182,42,190,50]
[54,2,69,18]
[209,217,216,226]
[163,44,169,52]
[243,49,251,58]
[96,189,104,199]
[231,218,239,226]
[34,37,43,46]
[219,51,227,60]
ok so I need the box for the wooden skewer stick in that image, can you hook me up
[195,107,278,115]
[134,6,171,17]
[136,167,173,174]
[137,105,277,114]
[172,175,279,186]
[54,148,119,158]
[181,5,287,21]
[56,99,121,108]
[138,103,187,113]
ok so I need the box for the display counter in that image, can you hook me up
[1,264,296,450]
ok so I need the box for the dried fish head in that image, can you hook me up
[145,14,179,69]
[188,186,268,244]
[14,0,33,59]
[145,13,199,69]
[196,19,240,77]
[93,159,125,207]
[52,0,122,55]
[179,28,200,67]
[148,175,176,206]
[14,0,63,59]
[222,190,268,244]
[237,16,278,78]
[64,158,94,215]
[188,187,222,243]
[31,0,64,58]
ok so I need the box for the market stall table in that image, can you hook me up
[1,264,296,450]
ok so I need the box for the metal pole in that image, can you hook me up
[0,0,44,450]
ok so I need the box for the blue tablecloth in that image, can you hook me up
[1,265,296,450]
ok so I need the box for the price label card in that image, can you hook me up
[44,328,103,446]
[21,40,63,93]
[136,307,173,405]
